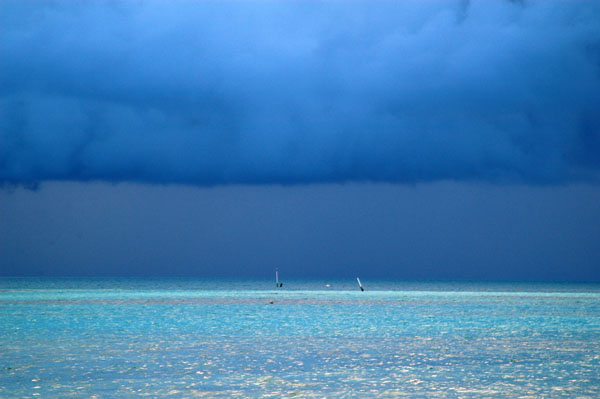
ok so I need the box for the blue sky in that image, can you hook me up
[1,1,599,280]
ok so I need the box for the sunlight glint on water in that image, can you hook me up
[1,279,599,398]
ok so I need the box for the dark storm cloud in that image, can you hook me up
[1,0,599,186]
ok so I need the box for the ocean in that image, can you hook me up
[1,278,599,398]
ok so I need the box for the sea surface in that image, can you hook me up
[1,278,599,398]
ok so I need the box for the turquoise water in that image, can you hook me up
[1,279,599,398]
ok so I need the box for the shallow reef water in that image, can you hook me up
[1,279,599,398]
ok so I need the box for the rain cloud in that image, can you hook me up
[1,0,600,186]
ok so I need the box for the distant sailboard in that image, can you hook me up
[275,268,283,288]
[357,277,364,291]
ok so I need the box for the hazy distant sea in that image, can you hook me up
[1,278,599,398]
